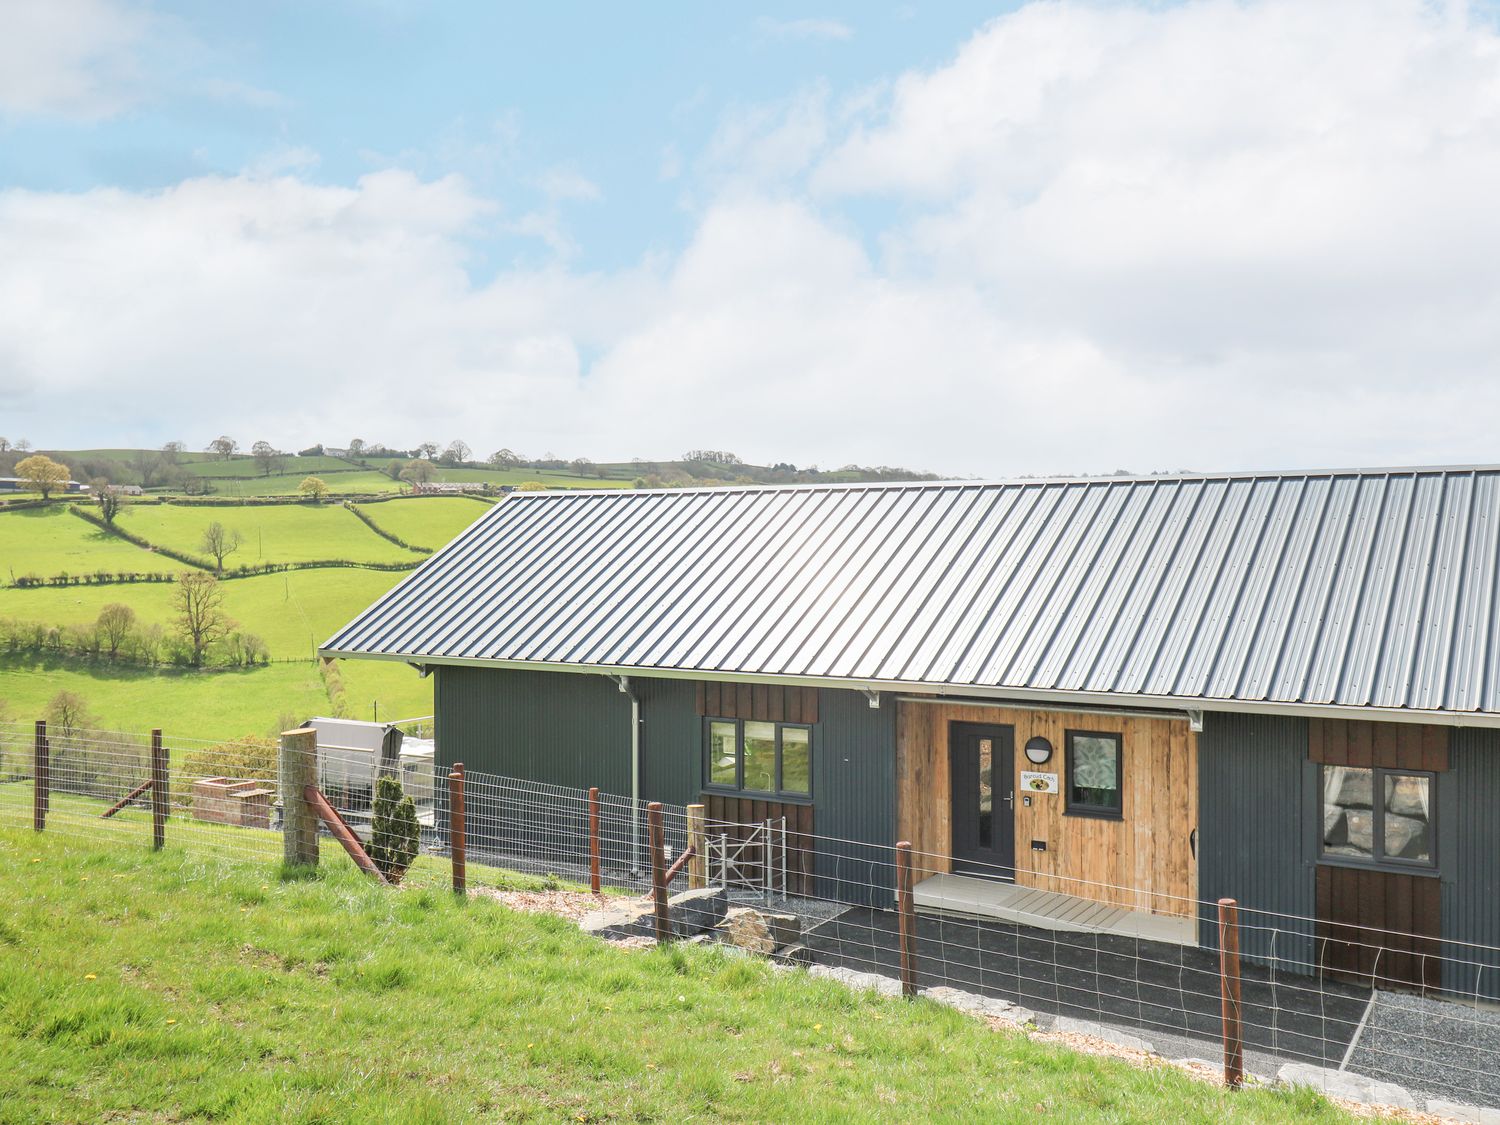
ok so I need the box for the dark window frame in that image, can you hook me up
[1318,765,1438,873]
[1064,729,1124,820]
[702,716,814,802]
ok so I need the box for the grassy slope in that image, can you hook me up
[0,824,1352,1125]
[113,502,420,566]
[0,657,329,736]
[0,506,178,579]
[0,563,432,732]
[356,496,492,549]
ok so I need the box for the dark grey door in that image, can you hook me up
[949,721,1015,878]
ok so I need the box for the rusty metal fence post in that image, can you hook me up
[1218,897,1244,1088]
[449,762,466,895]
[588,786,601,894]
[150,728,168,851]
[32,720,48,832]
[896,840,917,998]
[648,801,669,942]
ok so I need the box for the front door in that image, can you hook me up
[949,722,1015,878]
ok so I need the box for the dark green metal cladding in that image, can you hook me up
[434,666,633,793]
[811,688,898,904]
[1439,728,1500,996]
[1196,711,1318,965]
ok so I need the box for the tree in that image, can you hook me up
[440,440,471,465]
[299,475,329,502]
[160,441,185,461]
[173,572,234,666]
[95,603,137,660]
[348,438,366,458]
[570,457,594,477]
[92,479,122,525]
[368,775,419,883]
[206,436,238,460]
[0,437,9,452]
[251,440,278,476]
[399,459,436,486]
[14,439,31,452]
[15,454,70,499]
[45,690,95,735]
[200,521,243,571]
[488,448,523,469]
[415,441,439,460]
[385,459,404,481]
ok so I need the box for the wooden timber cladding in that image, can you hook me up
[700,792,814,895]
[896,701,1197,918]
[1317,864,1441,992]
[695,682,819,724]
[1308,718,1449,771]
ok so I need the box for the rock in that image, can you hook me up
[919,985,1035,1027]
[718,908,778,955]
[579,900,656,942]
[1276,1063,1419,1111]
[718,907,804,955]
[668,887,728,936]
[1050,1016,1156,1053]
[1424,1098,1500,1124]
[773,942,812,967]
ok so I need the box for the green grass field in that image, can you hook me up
[0,821,1353,1124]
[0,506,178,581]
[355,496,493,549]
[113,502,420,566]
[175,454,356,479]
[203,469,409,497]
[0,657,332,736]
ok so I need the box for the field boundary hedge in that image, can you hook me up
[53,504,424,584]
[68,504,217,571]
[344,502,433,555]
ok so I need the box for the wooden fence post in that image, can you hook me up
[279,727,319,868]
[686,803,705,890]
[589,786,601,894]
[648,801,669,943]
[32,720,48,833]
[896,841,917,999]
[1218,897,1244,1089]
[449,762,466,895]
[150,728,167,851]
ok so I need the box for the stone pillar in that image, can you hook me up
[280,727,319,868]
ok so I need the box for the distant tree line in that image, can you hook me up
[0,574,268,669]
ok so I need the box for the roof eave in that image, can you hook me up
[315,648,1500,730]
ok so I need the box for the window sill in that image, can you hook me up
[1064,807,1123,822]
[1316,857,1439,879]
[701,785,813,806]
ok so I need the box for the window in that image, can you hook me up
[1065,730,1122,818]
[1322,766,1434,869]
[703,718,812,799]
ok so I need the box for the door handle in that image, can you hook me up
[1005,790,1014,810]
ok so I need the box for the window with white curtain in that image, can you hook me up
[1321,765,1435,869]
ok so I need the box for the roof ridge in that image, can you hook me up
[508,463,1500,500]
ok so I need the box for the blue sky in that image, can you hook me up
[3,1,1500,474]
[2,3,1017,273]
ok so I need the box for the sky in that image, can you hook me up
[2,0,1500,477]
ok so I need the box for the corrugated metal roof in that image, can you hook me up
[321,468,1500,717]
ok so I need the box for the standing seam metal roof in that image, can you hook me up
[321,468,1500,716]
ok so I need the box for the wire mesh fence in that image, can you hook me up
[5,716,1500,1113]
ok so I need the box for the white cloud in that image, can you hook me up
[7,1,1500,476]
[0,0,152,119]
[755,17,855,43]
